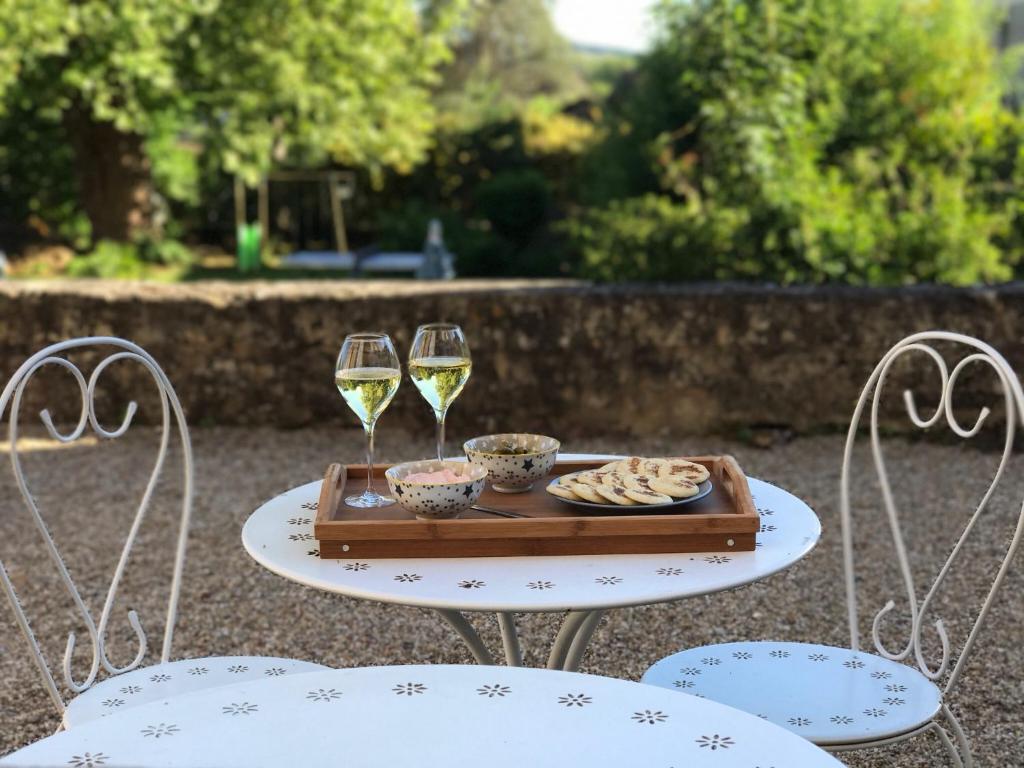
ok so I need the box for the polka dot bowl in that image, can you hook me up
[463,433,560,493]
[385,460,488,520]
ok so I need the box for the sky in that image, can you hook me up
[552,0,657,53]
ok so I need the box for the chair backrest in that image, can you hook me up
[0,337,193,714]
[840,331,1024,697]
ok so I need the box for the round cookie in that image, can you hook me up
[624,487,673,505]
[599,470,639,489]
[576,469,616,488]
[568,481,606,504]
[599,470,668,495]
[594,485,638,505]
[647,477,700,498]
[557,471,581,486]
[611,456,642,474]
[618,473,664,493]
[546,483,580,501]
[657,459,710,484]
[615,457,667,477]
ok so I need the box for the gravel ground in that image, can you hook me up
[1,427,1022,766]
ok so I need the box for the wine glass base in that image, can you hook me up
[345,491,396,508]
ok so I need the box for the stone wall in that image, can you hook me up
[2,279,1022,437]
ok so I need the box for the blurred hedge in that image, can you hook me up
[376,109,586,277]
[568,0,1024,285]
[7,0,1022,288]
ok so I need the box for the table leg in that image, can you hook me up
[437,608,603,670]
[497,612,523,666]
[546,610,593,670]
[435,609,495,665]
[561,610,604,672]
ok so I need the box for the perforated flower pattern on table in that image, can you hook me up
[4,666,842,768]
[61,656,329,729]
[477,684,511,698]
[222,703,259,716]
[642,641,943,746]
[67,752,108,767]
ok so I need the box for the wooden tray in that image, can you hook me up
[313,456,758,559]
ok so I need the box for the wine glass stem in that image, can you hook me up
[364,421,376,496]
[435,410,446,461]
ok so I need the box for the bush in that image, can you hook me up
[376,202,501,275]
[573,0,1023,285]
[67,242,149,279]
[474,169,551,247]
[377,170,570,277]
[565,195,733,282]
[66,238,194,279]
[370,94,599,279]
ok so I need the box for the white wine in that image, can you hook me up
[408,356,472,413]
[335,366,401,425]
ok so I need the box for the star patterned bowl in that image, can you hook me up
[463,433,560,493]
[385,460,488,520]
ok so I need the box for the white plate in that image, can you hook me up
[547,477,713,511]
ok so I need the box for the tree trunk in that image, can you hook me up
[63,107,155,242]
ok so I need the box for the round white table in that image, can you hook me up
[2,665,844,768]
[242,455,821,670]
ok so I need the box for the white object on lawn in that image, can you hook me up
[642,331,1024,767]
[0,337,329,729]
[280,251,356,269]
[358,251,424,272]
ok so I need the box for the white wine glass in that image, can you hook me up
[335,333,401,508]
[409,323,472,461]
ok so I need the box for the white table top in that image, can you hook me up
[242,455,821,613]
[2,665,843,768]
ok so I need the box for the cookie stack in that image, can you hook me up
[546,457,710,506]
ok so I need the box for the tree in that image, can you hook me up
[435,0,584,128]
[574,0,1024,285]
[0,0,465,242]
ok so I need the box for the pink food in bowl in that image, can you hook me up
[403,469,464,484]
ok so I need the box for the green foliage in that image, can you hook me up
[436,0,585,130]
[0,83,87,245]
[137,236,194,267]
[522,98,598,156]
[564,194,729,281]
[374,0,600,281]
[67,242,150,279]
[574,0,1024,285]
[376,118,542,274]
[475,169,551,246]
[66,237,194,279]
[0,0,467,242]
[145,112,201,206]
[571,50,635,101]
[6,0,1018,288]
[185,0,467,180]
[377,167,568,277]
[377,201,500,274]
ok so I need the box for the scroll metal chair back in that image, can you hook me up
[840,330,1024,700]
[0,336,193,716]
[643,331,1024,766]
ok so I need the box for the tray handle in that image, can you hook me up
[716,454,756,518]
[316,463,346,524]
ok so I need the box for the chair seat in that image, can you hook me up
[63,656,328,728]
[641,641,942,746]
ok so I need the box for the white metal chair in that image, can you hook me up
[641,331,1024,766]
[0,337,328,730]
